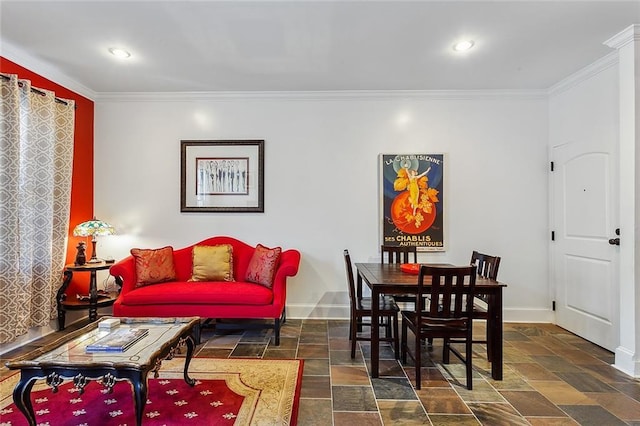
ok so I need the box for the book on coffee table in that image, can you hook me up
[86,328,149,353]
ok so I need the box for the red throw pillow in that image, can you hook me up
[131,246,177,287]
[245,244,282,288]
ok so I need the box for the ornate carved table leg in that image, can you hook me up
[12,372,38,426]
[182,334,196,386]
[131,371,148,426]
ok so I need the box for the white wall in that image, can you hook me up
[94,92,549,321]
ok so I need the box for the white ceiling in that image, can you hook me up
[1,1,639,94]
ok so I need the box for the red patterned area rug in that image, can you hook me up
[0,358,303,425]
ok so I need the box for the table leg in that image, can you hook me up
[56,270,73,330]
[12,373,37,426]
[131,372,148,426]
[183,335,196,386]
[88,270,98,322]
[356,273,363,332]
[371,288,380,378]
[489,288,503,380]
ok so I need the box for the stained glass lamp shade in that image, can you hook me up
[72,217,115,263]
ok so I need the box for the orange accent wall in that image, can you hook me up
[0,57,94,294]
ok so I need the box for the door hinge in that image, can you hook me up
[551,231,555,241]
[550,161,554,172]
[552,300,556,311]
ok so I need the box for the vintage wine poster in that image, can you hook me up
[380,154,445,251]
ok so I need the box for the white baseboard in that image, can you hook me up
[286,304,556,323]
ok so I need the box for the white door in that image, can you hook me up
[551,142,619,351]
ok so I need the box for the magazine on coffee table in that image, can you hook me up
[86,328,149,353]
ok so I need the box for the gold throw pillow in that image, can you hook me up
[190,244,234,282]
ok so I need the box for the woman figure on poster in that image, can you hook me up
[404,165,430,215]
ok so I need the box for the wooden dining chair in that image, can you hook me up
[344,249,400,359]
[400,265,477,390]
[470,250,501,361]
[381,245,417,305]
[380,245,417,265]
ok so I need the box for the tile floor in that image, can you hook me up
[2,319,640,425]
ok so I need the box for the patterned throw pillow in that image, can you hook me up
[190,244,234,282]
[245,244,282,288]
[131,246,177,287]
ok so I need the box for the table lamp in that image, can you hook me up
[73,217,116,264]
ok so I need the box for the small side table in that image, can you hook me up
[56,263,118,330]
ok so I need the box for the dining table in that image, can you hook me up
[354,262,507,380]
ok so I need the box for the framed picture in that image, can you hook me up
[380,153,445,251]
[181,140,264,212]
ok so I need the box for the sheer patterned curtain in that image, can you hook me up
[0,74,75,344]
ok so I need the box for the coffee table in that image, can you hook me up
[5,317,201,426]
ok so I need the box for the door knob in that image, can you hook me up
[609,238,620,246]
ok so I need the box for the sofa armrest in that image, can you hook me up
[271,249,301,307]
[109,256,137,295]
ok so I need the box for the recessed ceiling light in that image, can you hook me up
[453,40,475,52]
[108,47,131,59]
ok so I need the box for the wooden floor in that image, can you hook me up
[2,319,640,425]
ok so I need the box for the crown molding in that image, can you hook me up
[547,51,618,96]
[0,40,97,100]
[95,88,546,103]
[604,24,640,50]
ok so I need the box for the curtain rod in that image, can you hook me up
[0,73,71,107]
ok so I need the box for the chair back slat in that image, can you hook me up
[418,265,476,325]
[381,245,417,264]
[470,250,501,280]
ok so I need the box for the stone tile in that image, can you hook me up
[581,363,638,384]
[299,332,328,344]
[554,372,617,393]
[509,341,557,356]
[331,365,371,386]
[297,398,333,426]
[377,359,406,377]
[371,377,417,400]
[499,390,567,417]
[611,382,640,402]
[403,366,451,388]
[528,380,595,405]
[332,385,378,411]
[194,347,233,358]
[267,336,299,349]
[331,349,366,366]
[301,375,332,398]
[555,348,604,365]
[204,333,241,348]
[455,379,506,403]
[587,392,640,421]
[526,417,580,426]
[509,362,560,381]
[559,404,628,426]
[467,402,531,426]
[428,414,481,425]
[297,344,329,359]
[534,356,584,373]
[229,343,266,357]
[301,320,328,333]
[329,337,352,350]
[333,411,382,425]
[303,358,330,376]
[263,348,297,359]
[416,388,472,414]
[377,400,428,425]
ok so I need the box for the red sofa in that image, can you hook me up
[109,236,301,345]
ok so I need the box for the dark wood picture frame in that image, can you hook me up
[180,140,264,213]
